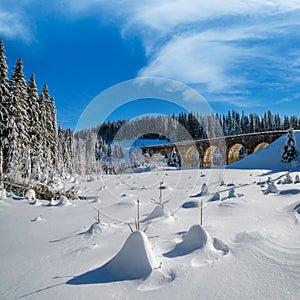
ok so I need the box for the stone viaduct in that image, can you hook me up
[141,131,286,167]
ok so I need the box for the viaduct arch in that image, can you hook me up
[141,131,286,167]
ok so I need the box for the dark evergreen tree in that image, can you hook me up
[281,128,297,163]
[169,147,179,167]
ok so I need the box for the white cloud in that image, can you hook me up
[3,0,300,106]
[60,0,300,103]
[138,28,269,94]
[0,11,32,42]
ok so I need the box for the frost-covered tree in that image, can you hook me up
[38,84,58,179]
[27,73,41,179]
[64,129,75,174]
[169,147,179,167]
[57,127,74,177]
[130,147,147,168]
[7,58,30,178]
[281,128,297,163]
[112,142,124,158]
[5,117,20,178]
[0,40,9,176]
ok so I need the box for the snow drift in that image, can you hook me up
[67,231,154,284]
[82,222,103,237]
[56,196,72,206]
[164,225,208,257]
[141,205,168,223]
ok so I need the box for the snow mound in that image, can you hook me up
[142,205,167,223]
[208,192,220,202]
[213,238,229,255]
[201,183,209,195]
[164,225,208,257]
[281,174,293,184]
[67,231,154,284]
[25,189,36,201]
[228,131,300,170]
[263,182,279,195]
[83,222,103,237]
[228,188,236,198]
[56,196,71,206]
[191,183,209,197]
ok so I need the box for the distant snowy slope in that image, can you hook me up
[228,131,300,170]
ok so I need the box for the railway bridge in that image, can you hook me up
[141,131,286,167]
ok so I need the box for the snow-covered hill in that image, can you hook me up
[228,130,300,170]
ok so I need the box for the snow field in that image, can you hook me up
[1,166,300,299]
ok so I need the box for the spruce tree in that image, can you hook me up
[27,74,41,179]
[7,58,29,178]
[281,128,297,163]
[0,40,10,176]
[169,147,179,167]
[38,84,58,179]
[49,95,58,173]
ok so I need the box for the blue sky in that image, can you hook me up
[1,0,300,130]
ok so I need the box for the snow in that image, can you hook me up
[56,195,72,206]
[82,222,103,237]
[263,182,279,195]
[67,230,154,284]
[141,205,167,223]
[164,225,209,257]
[208,191,221,202]
[228,130,300,170]
[1,135,300,299]
[0,188,7,200]
[228,187,236,198]
[24,188,36,201]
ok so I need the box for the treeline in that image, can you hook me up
[0,40,74,183]
[96,111,300,144]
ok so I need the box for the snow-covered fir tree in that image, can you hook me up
[0,40,74,183]
[130,147,147,169]
[112,142,124,159]
[281,128,297,163]
[27,73,41,179]
[57,126,74,178]
[169,147,179,167]
[0,40,10,177]
[6,58,30,179]
[74,128,100,175]
[38,84,58,179]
